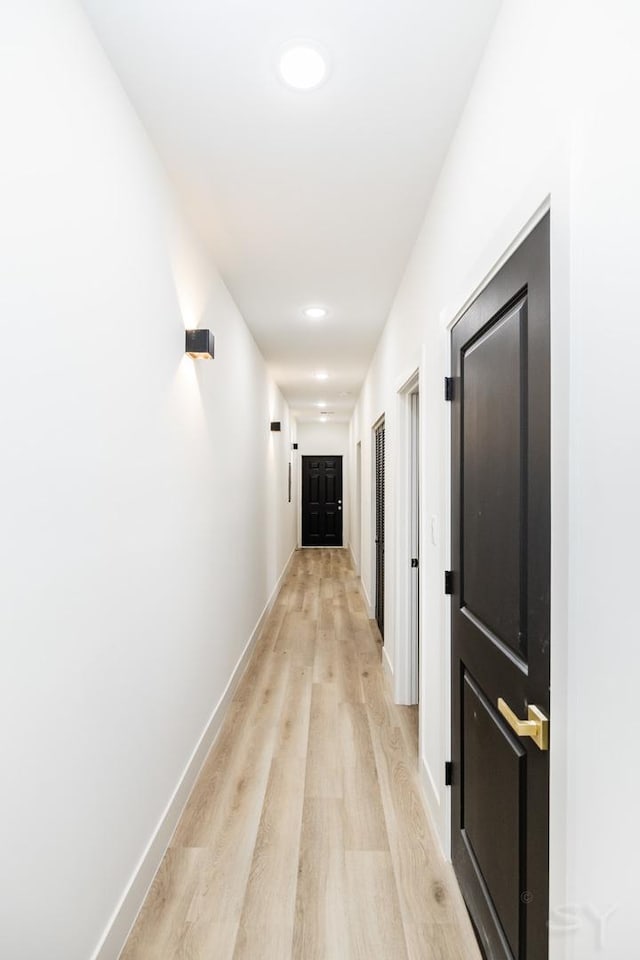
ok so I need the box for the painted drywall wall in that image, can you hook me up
[296,421,350,551]
[0,4,296,959]
[561,6,640,958]
[350,1,640,957]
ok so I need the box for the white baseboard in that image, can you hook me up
[359,577,374,618]
[92,547,297,960]
[382,644,394,681]
[348,543,359,575]
[419,755,447,861]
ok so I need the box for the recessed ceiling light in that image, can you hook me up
[315,371,329,381]
[315,401,327,407]
[278,43,328,91]
[304,306,328,320]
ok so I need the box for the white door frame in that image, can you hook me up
[371,413,385,635]
[394,368,420,704]
[353,441,362,575]
[439,197,555,862]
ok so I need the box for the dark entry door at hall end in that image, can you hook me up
[301,456,343,546]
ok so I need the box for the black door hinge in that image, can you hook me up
[411,558,419,568]
[444,570,453,595]
[444,376,454,401]
[445,761,453,786]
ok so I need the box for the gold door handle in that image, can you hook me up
[497,698,549,751]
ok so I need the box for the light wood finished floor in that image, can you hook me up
[122,549,481,960]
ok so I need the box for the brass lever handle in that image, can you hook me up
[497,698,549,751]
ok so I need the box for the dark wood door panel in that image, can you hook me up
[308,472,320,506]
[325,509,338,538]
[462,299,527,660]
[308,510,320,539]
[462,671,525,959]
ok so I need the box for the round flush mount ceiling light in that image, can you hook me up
[304,305,328,320]
[315,371,329,381]
[278,43,328,91]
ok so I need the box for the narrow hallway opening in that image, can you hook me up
[122,549,479,959]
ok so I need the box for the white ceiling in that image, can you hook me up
[81,0,500,421]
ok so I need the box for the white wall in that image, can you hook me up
[562,5,640,957]
[350,1,640,957]
[296,421,350,551]
[0,4,296,959]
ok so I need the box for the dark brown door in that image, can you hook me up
[451,215,550,960]
[301,456,343,546]
[375,421,385,637]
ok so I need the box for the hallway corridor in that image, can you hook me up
[121,549,480,959]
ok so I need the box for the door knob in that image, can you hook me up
[497,698,549,751]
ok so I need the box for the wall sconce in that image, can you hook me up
[270,421,281,432]
[185,329,215,359]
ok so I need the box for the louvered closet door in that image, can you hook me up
[375,421,385,637]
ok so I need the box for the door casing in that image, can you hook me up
[353,441,362,575]
[300,455,343,547]
[439,200,554,863]
[395,368,420,705]
[371,415,385,637]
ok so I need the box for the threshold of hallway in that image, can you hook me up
[121,548,480,959]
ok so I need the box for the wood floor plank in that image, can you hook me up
[318,597,335,631]
[233,757,307,960]
[319,576,334,603]
[178,727,275,922]
[173,649,287,848]
[178,919,239,959]
[345,850,409,960]
[120,847,202,960]
[312,625,338,684]
[341,702,389,851]
[304,682,342,798]
[274,662,313,760]
[334,608,365,704]
[290,617,317,670]
[365,690,481,959]
[292,798,350,960]
[397,703,419,760]
[235,607,287,701]
[120,548,481,960]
